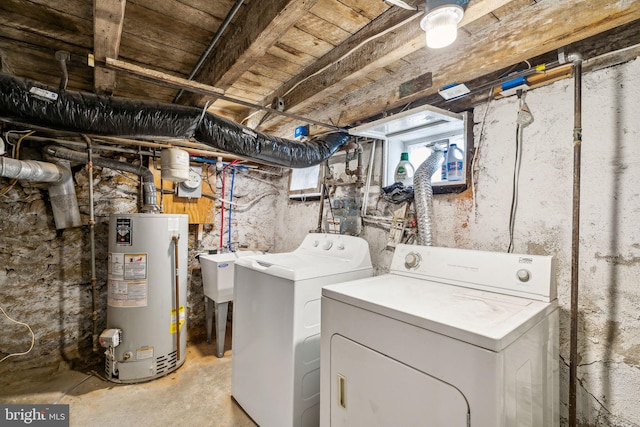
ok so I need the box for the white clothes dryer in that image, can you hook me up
[232,233,373,427]
[320,244,559,427]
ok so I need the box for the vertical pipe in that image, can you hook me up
[316,162,327,232]
[568,52,583,427]
[361,140,376,217]
[173,235,181,362]
[228,167,236,251]
[220,170,225,251]
[83,136,99,352]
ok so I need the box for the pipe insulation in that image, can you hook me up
[0,156,82,228]
[413,149,443,246]
[0,73,350,168]
[45,145,158,212]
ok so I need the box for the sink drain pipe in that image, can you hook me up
[568,52,583,427]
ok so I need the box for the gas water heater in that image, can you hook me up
[101,213,188,383]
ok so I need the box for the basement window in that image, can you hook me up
[349,105,473,194]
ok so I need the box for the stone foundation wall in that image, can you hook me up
[0,159,284,383]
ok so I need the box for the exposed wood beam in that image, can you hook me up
[258,0,640,136]
[103,57,224,95]
[99,58,342,131]
[247,0,514,130]
[93,0,126,95]
[180,0,320,107]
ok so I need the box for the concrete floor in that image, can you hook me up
[0,341,256,427]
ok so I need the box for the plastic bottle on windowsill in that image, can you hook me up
[446,144,464,182]
[394,152,414,187]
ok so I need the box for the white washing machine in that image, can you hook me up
[320,244,559,427]
[232,233,373,427]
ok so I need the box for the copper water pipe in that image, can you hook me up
[172,234,181,362]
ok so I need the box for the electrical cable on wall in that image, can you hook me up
[507,91,534,253]
[0,306,35,363]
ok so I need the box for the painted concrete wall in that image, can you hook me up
[275,58,640,426]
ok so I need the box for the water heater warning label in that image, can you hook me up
[124,254,147,280]
[108,280,148,307]
[170,306,185,334]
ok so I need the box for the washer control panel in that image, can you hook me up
[297,233,372,267]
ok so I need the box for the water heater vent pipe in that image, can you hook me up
[0,156,82,229]
[45,145,159,212]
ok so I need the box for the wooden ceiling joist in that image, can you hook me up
[93,0,126,95]
[180,0,320,108]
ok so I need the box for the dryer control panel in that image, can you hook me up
[390,244,556,302]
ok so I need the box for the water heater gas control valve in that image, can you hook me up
[99,328,122,348]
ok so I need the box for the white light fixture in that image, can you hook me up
[420,0,468,49]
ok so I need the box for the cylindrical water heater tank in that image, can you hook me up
[104,213,188,383]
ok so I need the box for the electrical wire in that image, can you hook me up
[0,131,36,196]
[0,306,35,363]
[507,123,523,253]
[507,91,533,253]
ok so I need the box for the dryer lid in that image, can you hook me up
[322,275,557,352]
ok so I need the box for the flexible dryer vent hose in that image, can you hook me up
[413,150,444,246]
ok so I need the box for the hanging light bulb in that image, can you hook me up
[420,0,468,49]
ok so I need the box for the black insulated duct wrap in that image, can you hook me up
[0,73,349,168]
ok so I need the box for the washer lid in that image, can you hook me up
[322,275,557,352]
[235,253,371,281]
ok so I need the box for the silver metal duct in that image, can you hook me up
[1,156,66,182]
[45,145,158,212]
[0,156,82,229]
[413,149,444,246]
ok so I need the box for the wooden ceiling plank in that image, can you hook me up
[126,0,223,32]
[118,39,199,76]
[267,44,318,68]
[0,0,93,48]
[295,14,351,46]
[180,0,321,108]
[278,26,336,58]
[122,3,212,56]
[0,24,90,57]
[309,0,371,33]
[338,0,392,21]
[249,62,295,85]
[93,0,126,95]
[255,53,303,77]
[260,0,640,135]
